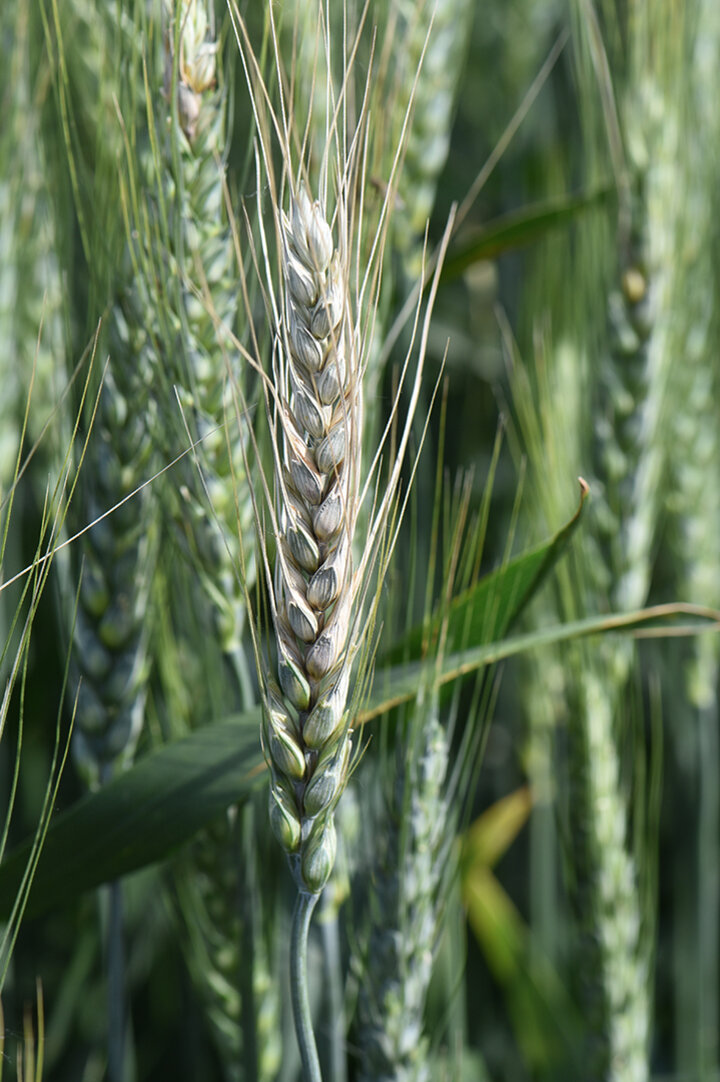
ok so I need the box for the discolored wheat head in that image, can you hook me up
[264,185,360,895]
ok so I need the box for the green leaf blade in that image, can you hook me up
[0,711,263,920]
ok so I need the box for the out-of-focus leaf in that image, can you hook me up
[0,711,263,920]
[464,867,580,1070]
[363,601,720,723]
[442,185,612,281]
[463,787,533,871]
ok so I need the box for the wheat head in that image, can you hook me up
[152,0,256,655]
[263,185,360,895]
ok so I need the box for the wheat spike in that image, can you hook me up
[0,0,63,489]
[169,811,282,1082]
[660,1,720,1068]
[262,185,360,895]
[48,0,161,784]
[229,11,455,1072]
[150,0,255,655]
[70,327,160,782]
[387,0,472,276]
[535,5,692,1075]
[356,701,449,1082]
[153,6,278,1072]
[564,655,651,1081]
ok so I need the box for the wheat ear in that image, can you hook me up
[169,808,282,1082]
[150,0,256,659]
[0,0,63,490]
[537,4,693,1074]
[52,0,160,788]
[388,0,472,277]
[44,6,163,1079]
[356,696,449,1082]
[229,7,455,1072]
[263,184,358,898]
[256,185,357,1082]
[151,6,284,1071]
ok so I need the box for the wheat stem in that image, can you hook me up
[104,879,126,1082]
[290,891,322,1082]
[319,889,346,1082]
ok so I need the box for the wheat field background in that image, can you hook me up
[0,2,718,1081]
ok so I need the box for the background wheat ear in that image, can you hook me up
[38,0,160,788]
[40,3,166,1079]
[146,0,258,677]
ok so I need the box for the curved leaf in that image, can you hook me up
[462,787,533,871]
[0,710,263,920]
[442,185,612,282]
[363,603,720,723]
[384,478,588,665]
